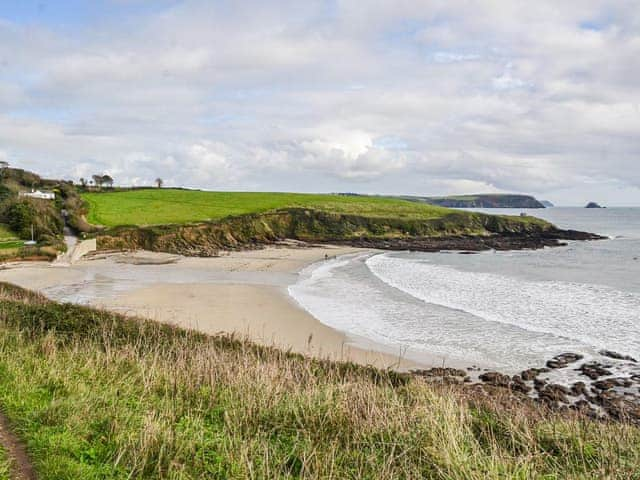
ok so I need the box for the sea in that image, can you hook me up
[289,208,640,373]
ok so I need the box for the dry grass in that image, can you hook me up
[0,283,638,479]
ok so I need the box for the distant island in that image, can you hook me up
[395,194,547,209]
[585,202,604,208]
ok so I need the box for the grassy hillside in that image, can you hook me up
[0,282,638,479]
[82,189,456,227]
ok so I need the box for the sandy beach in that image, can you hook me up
[0,245,418,370]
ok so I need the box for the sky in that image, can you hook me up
[0,1,639,206]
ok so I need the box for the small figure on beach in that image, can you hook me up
[324,253,329,260]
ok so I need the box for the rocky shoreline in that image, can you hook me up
[413,349,640,425]
[325,229,604,253]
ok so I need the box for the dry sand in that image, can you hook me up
[0,245,418,370]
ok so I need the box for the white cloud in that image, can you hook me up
[0,1,638,204]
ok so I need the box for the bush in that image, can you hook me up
[3,199,63,242]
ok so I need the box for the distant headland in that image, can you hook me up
[391,194,547,209]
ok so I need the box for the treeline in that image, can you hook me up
[79,174,114,189]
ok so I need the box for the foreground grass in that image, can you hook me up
[0,283,638,479]
[0,448,10,480]
[82,190,457,227]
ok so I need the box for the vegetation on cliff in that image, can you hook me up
[0,282,638,479]
[82,189,560,255]
[0,167,71,260]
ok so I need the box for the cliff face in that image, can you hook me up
[94,208,565,256]
[402,194,546,209]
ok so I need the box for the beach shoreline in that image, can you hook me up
[0,245,427,371]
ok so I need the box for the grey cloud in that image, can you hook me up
[0,0,639,204]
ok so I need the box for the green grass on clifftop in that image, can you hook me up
[82,189,455,227]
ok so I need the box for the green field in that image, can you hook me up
[82,189,454,227]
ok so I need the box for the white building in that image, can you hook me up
[19,189,55,200]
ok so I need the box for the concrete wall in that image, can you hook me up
[70,238,97,263]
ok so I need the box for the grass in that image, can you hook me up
[0,282,639,479]
[0,447,11,480]
[82,189,455,227]
[0,224,17,242]
[0,241,24,250]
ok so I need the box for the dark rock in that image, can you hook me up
[593,378,630,391]
[591,391,640,423]
[572,399,595,413]
[571,382,588,397]
[577,362,612,380]
[332,229,604,254]
[539,384,571,404]
[521,367,550,381]
[479,371,511,387]
[546,353,584,369]
[534,378,547,391]
[510,375,532,394]
[598,350,638,363]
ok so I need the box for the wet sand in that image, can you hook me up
[0,246,418,370]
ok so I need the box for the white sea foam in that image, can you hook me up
[365,253,640,359]
[288,208,640,372]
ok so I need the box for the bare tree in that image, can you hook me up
[155,178,163,188]
[79,177,88,188]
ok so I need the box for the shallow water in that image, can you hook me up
[289,208,640,373]
[39,259,295,305]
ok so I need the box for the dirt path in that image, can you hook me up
[0,412,36,480]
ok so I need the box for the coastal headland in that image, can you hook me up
[79,189,602,257]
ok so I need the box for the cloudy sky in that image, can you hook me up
[1,1,639,205]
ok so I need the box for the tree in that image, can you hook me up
[92,174,103,188]
[101,174,114,188]
[0,161,8,169]
[79,177,87,188]
[155,178,163,188]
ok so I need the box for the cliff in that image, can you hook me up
[93,208,599,255]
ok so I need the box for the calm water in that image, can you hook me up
[289,208,640,372]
